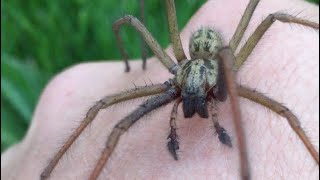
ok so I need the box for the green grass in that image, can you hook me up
[1,0,319,153]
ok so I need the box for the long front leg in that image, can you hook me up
[140,0,147,70]
[40,83,171,180]
[235,13,319,70]
[229,0,260,52]
[219,47,250,180]
[238,85,319,164]
[165,0,187,62]
[90,88,179,180]
[113,15,177,74]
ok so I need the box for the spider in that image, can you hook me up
[40,0,319,179]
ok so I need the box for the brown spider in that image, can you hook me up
[40,0,319,179]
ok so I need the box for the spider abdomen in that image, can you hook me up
[189,27,224,59]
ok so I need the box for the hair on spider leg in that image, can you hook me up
[280,8,318,25]
[147,76,155,86]
[133,79,161,89]
[132,82,138,89]
[46,122,95,176]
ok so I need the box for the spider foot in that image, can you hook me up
[167,128,179,160]
[214,123,232,148]
[142,60,147,70]
[125,66,130,72]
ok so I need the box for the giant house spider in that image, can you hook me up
[40,0,319,179]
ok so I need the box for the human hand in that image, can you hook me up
[1,0,319,179]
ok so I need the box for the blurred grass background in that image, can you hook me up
[1,0,319,153]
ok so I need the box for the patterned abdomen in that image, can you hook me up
[189,27,224,60]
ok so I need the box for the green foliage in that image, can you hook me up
[1,0,319,153]
[308,0,319,4]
